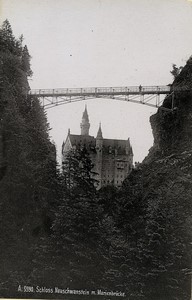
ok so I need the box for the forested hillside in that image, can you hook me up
[0,20,62,297]
[0,21,191,300]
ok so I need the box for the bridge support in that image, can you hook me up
[29,85,179,110]
[156,94,160,107]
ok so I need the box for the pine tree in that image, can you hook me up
[0,20,61,297]
[0,20,16,54]
[21,45,33,77]
[62,146,96,192]
[51,147,104,289]
[170,63,183,80]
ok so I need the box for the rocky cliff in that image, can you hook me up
[149,57,192,159]
[135,57,192,299]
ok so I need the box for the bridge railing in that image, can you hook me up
[142,86,170,92]
[29,85,172,96]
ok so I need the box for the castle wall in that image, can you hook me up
[101,154,132,187]
[90,152,133,189]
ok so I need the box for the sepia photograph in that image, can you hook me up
[0,0,192,299]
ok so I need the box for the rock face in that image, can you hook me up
[148,57,192,160]
[137,57,192,299]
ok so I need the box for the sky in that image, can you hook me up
[1,0,192,163]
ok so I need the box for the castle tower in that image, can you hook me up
[126,138,133,171]
[80,105,90,136]
[96,122,103,150]
[96,123,103,189]
[96,122,103,139]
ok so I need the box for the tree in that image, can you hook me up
[62,146,97,192]
[170,63,183,79]
[0,20,61,297]
[0,20,16,54]
[21,45,33,77]
[51,147,104,289]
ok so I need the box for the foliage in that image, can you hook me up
[0,20,61,297]
[62,146,96,192]
[51,147,104,289]
[170,63,183,79]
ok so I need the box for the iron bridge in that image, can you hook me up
[29,85,189,110]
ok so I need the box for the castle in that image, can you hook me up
[62,106,133,189]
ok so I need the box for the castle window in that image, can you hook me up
[109,146,112,153]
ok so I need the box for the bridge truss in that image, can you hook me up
[29,85,177,110]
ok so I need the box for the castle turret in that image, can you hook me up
[96,122,103,139]
[80,105,90,136]
[96,123,103,189]
[96,122,103,149]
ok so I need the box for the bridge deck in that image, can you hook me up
[28,85,191,109]
[29,85,172,97]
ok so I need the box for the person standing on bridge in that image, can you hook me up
[139,85,142,93]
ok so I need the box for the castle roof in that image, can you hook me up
[97,123,103,139]
[69,134,95,145]
[68,134,132,156]
[102,138,132,155]
[69,134,96,153]
[82,105,89,121]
